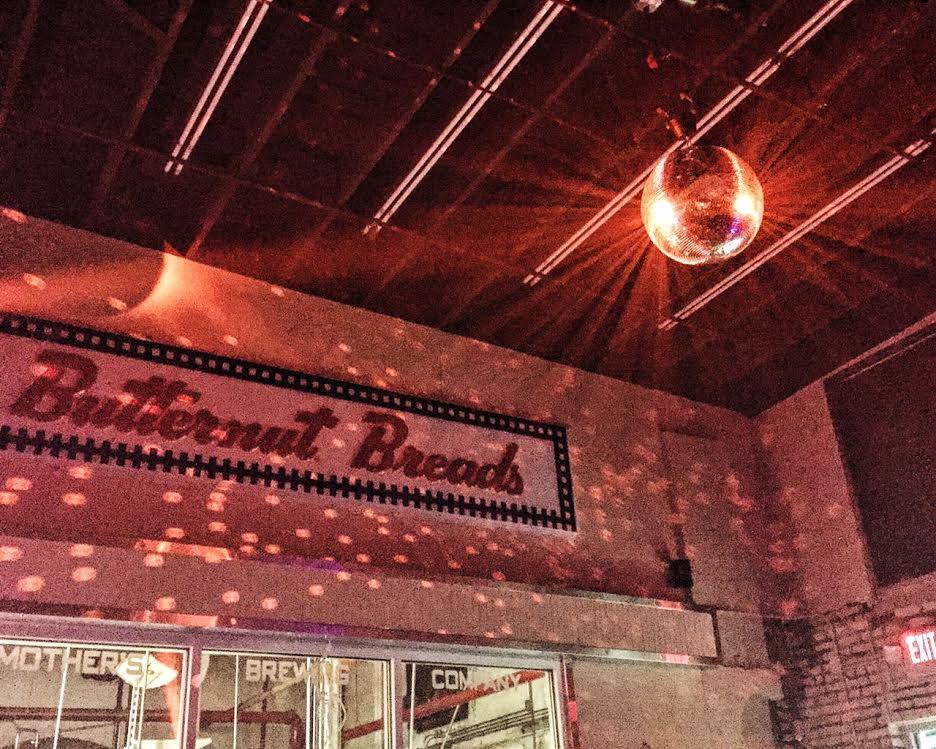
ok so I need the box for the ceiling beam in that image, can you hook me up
[98,0,163,44]
[8,106,544,279]
[426,25,617,237]
[0,0,41,130]
[186,27,337,256]
[298,0,502,254]
[86,0,195,226]
[338,0,502,210]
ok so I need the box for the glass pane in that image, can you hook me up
[198,653,388,749]
[0,639,186,749]
[402,663,558,749]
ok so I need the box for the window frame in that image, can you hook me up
[0,612,567,749]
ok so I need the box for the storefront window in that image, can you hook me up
[0,636,559,749]
[0,639,187,749]
[197,653,389,749]
[401,662,558,749]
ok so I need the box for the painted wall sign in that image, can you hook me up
[903,630,936,665]
[0,314,574,530]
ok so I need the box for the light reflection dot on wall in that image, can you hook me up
[448,560,461,570]
[71,566,97,583]
[264,494,281,506]
[143,553,164,568]
[154,597,176,611]
[403,533,417,543]
[356,553,371,564]
[377,527,390,537]
[336,572,351,582]
[366,579,381,590]
[295,528,311,539]
[324,508,338,519]
[260,597,278,610]
[308,584,324,597]
[22,273,46,289]
[67,466,92,480]
[241,532,258,543]
[221,590,240,604]
[164,528,185,540]
[62,492,86,507]
[394,554,408,564]
[264,544,281,555]
[70,544,94,558]
[106,297,128,311]
[0,492,18,506]
[3,207,28,223]
[338,535,352,545]
[17,576,45,593]
[208,521,227,533]
[5,477,32,491]
[163,491,182,504]
[0,546,24,562]
[223,335,238,347]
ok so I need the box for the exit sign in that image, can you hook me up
[903,630,936,665]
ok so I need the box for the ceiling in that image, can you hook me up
[0,0,933,415]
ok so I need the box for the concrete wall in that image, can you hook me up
[758,381,874,615]
[571,658,779,749]
[757,310,936,616]
[0,210,781,618]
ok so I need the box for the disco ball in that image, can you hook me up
[641,144,764,265]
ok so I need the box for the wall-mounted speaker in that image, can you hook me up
[667,558,693,589]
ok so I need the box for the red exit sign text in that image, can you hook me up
[904,630,936,665]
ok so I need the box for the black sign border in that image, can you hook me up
[0,313,576,531]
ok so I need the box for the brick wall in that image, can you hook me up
[768,603,936,748]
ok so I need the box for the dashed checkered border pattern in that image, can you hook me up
[0,313,576,531]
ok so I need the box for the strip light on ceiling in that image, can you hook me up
[164,0,269,175]
[658,129,934,331]
[523,0,856,286]
[363,0,564,236]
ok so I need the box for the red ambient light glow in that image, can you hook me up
[904,630,936,665]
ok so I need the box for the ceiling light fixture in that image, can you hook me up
[363,1,563,236]
[522,0,855,285]
[641,143,764,264]
[658,130,933,330]
[164,0,269,175]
